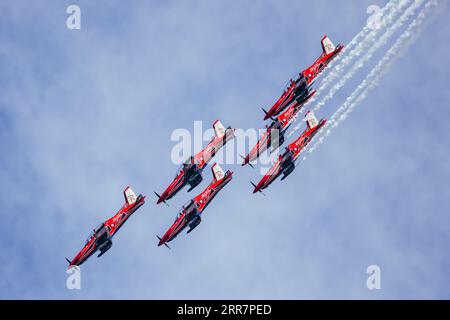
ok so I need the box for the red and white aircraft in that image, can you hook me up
[155,120,235,205]
[157,163,233,248]
[252,111,326,193]
[242,90,316,167]
[262,35,344,120]
[66,187,145,268]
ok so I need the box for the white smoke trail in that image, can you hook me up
[290,0,425,135]
[314,0,425,110]
[287,0,410,129]
[316,0,409,96]
[297,0,441,164]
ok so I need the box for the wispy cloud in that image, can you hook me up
[0,0,449,299]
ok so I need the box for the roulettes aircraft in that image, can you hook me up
[157,163,233,248]
[66,187,145,268]
[155,120,235,205]
[252,111,326,193]
[242,90,316,167]
[262,35,344,120]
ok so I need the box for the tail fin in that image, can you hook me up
[211,163,225,181]
[124,186,137,206]
[305,111,319,129]
[213,120,226,138]
[321,35,336,55]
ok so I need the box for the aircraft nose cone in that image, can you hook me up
[156,193,166,204]
[158,239,166,247]
[67,260,77,270]
[157,235,166,246]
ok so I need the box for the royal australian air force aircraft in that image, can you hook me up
[242,90,316,167]
[252,111,326,194]
[67,187,145,268]
[262,35,344,120]
[154,120,235,205]
[157,163,233,248]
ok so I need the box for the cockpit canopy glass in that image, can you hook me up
[175,200,195,221]
[85,231,95,244]
[174,157,195,178]
[175,164,184,178]
[182,199,194,210]
[95,223,104,233]
[86,223,104,244]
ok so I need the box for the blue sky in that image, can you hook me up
[1,0,449,299]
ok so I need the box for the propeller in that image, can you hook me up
[240,154,254,168]
[261,108,276,121]
[156,235,171,249]
[251,182,266,196]
[153,191,169,207]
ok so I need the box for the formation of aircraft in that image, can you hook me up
[242,90,316,167]
[157,164,233,248]
[245,36,342,193]
[251,111,326,194]
[67,35,343,267]
[154,120,235,205]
